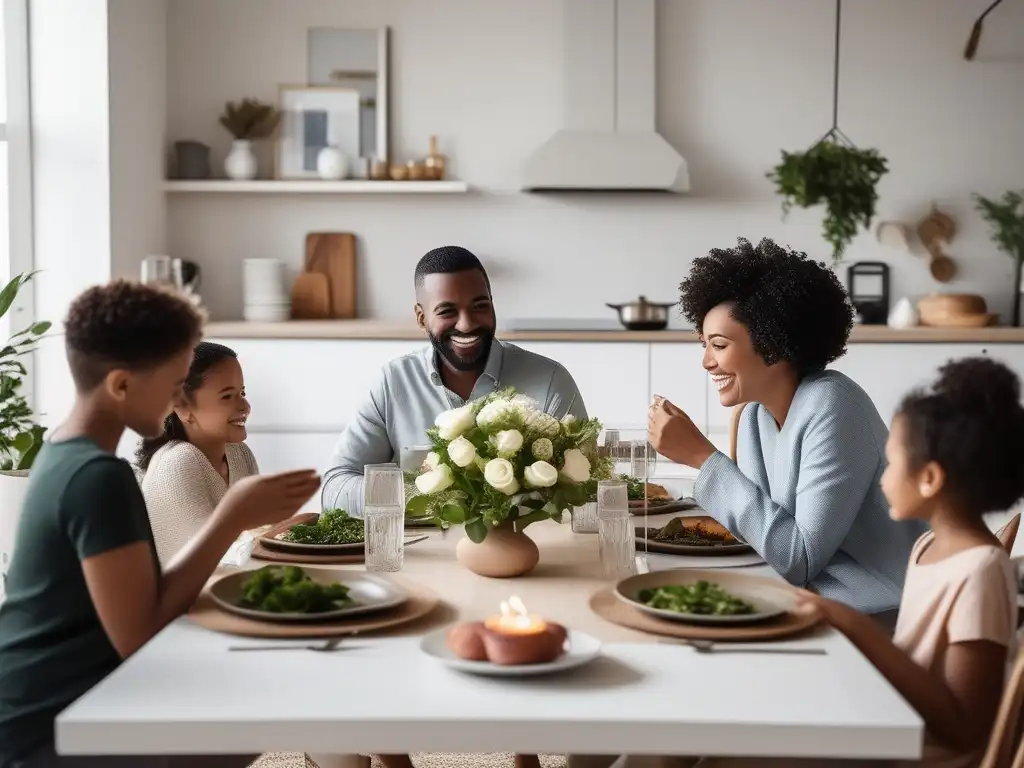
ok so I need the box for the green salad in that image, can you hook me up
[638,581,756,616]
[280,508,364,545]
[238,566,355,614]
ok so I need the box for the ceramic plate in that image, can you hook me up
[635,522,753,556]
[628,498,701,516]
[258,516,364,554]
[405,516,437,529]
[614,569,793,625]
[419,628,603,677]
[210,567,408,623]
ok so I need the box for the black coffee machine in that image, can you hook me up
[847,262,889,325]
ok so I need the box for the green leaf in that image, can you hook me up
[514,508,552,531]
[405,494,430,517]
[0,274,27,322]
[519,498,547,510]
[440,503,467,524]
[465,516,488,543]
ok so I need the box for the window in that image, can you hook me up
[1,0,33,387]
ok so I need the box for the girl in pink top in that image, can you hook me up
[794,357,1023,767]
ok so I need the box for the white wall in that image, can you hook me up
[165,0,1024,323]
[30,0,166,429]
[108,0,167,281]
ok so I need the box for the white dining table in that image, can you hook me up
[55,516,923,762]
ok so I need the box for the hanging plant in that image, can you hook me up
[768,141,888,261]
[766,0,890,263]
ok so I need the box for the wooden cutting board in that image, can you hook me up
[290,272,331,319]
[305,232,357,318]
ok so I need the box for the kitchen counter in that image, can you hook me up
[205,319,1024,343]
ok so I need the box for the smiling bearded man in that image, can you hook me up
[323,245,588,518]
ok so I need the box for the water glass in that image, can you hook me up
[603,428,658,479]
[400,445,433,473]
[141,255,183,289]
[364,464,405,572]
[571,502,599,534]
[597,480,636,579]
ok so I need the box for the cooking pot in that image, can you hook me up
[606,296,676,331]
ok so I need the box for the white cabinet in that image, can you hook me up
[212,339,422,432]
[513,342,650,428]
[244,431,339,475]
[831,344,992,425]
[648,343,708,431]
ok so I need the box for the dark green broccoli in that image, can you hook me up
[238,566,354,614]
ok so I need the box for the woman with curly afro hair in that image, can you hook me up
[648,238,926,619]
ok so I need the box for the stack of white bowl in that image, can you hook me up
[243,258,290,322]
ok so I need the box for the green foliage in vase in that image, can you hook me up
[218,98,281,141]
[767,141,889,262]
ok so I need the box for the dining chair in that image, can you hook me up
[996,513,1021,556]
[979,644,1024,768]
[728,403,748,463]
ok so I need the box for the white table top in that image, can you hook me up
[56,518,923,760]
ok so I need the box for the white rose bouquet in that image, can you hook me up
[406,387,612,543]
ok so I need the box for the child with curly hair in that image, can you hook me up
[0,281,320,767]
[649,237,925,619]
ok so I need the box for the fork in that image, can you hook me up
[228,637,352,652]
[663,638,827,655]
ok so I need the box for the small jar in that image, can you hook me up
[389,164,409,181]
[407,161,426,181]
[370,159,390,181]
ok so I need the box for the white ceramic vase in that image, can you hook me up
[224,139,258,181]
[0,470,30,605]
[316,146,348,180]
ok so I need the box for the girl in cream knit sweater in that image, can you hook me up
[136,341,259,565]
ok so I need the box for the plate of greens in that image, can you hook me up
[614,570,792,625]
[210,565,408,622]
[260,509,365,554]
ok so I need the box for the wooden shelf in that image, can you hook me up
[163,180,470,194]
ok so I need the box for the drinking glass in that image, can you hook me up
[602,428,658,480]
[364,463,405,572]
[571,502,599,534]
[400,445,433,473]
[597,480,636,579]
[141,255,183,289]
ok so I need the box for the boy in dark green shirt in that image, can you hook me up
[0,281,319,767]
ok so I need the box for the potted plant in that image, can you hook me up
[0,272,49,600]
[407,388,610,578]
[768,141,889,263]
[974,190,1024,326]
[218,98,281,181]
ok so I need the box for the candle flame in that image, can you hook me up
[498,595,534,630]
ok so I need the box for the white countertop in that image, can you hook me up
[203,319,1024,344]
[55,520,923,760]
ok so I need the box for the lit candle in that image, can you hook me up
[484,595,547,635]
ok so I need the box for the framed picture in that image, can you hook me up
[307,26,389,162]
[275,85,361,179]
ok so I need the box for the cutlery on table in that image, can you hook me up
[662,638,826,656]
[403,535,429,547]
[228,638,353,653]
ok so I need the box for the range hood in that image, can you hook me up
[521,0,689,193]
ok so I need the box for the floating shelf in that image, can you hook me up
[163,180,470,194]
